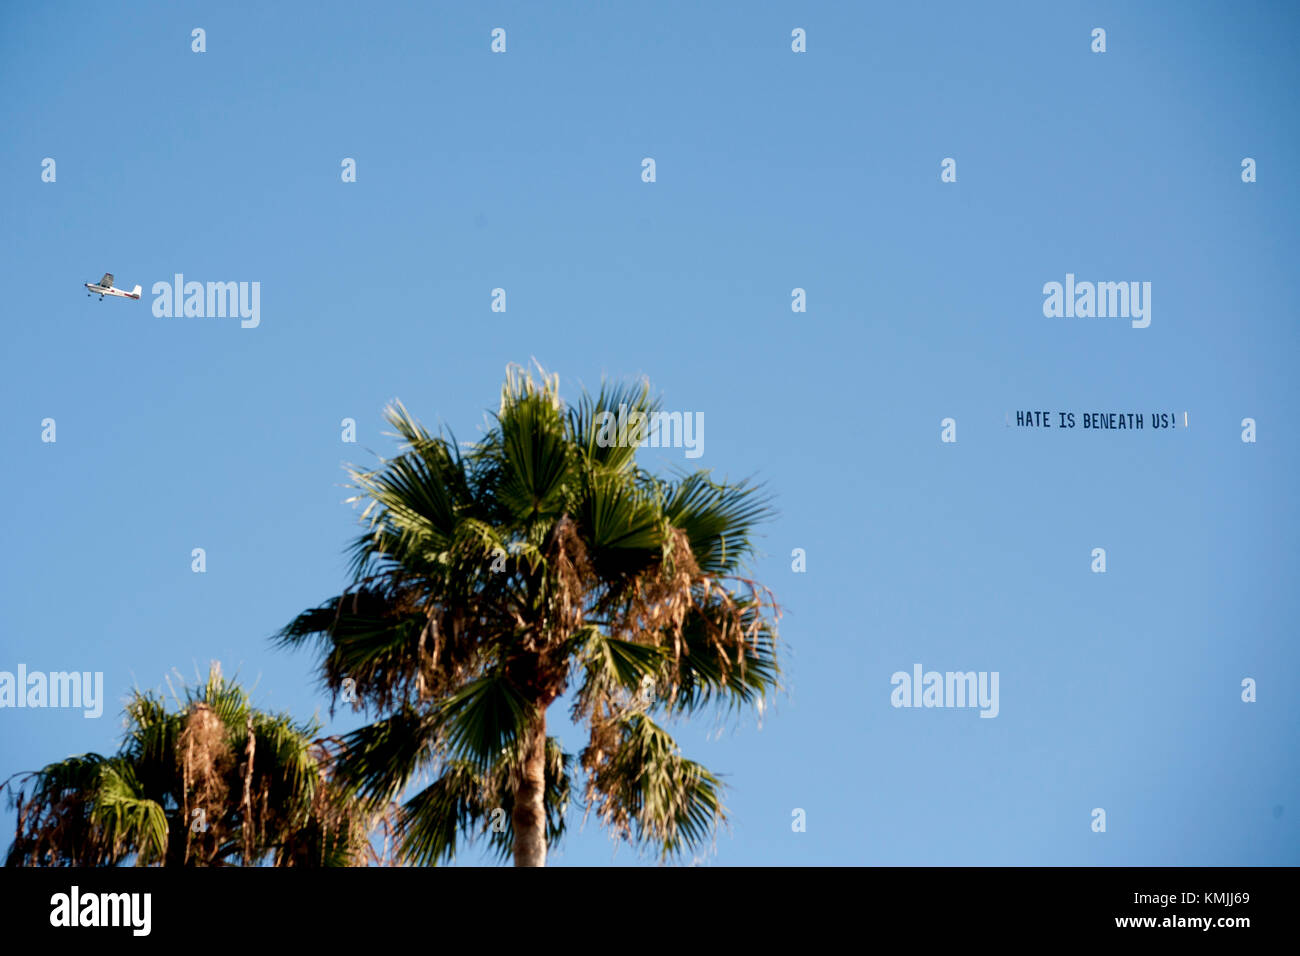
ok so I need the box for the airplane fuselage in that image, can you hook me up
[85,283,141,299]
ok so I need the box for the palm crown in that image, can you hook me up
[4,663,377,867]
[278,365,782,865]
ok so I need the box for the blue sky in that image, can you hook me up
[1,0,1296,865]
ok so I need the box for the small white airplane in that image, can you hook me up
[85,273,142,300]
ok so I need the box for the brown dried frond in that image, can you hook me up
[544,515,593,648]
[278,741,385,867]
[320,579,481,716]
[622,527,703,650]
[609,528,783,708]
[239,714,256,865]
[177,701,232,864]
[683,573,781,691]
[616,526,701,661]
[2,775,109,867]
[577,704,633,839]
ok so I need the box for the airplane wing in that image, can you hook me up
[100,273,113,287]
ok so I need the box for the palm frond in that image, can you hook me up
[494,385,574,522]
[662,473,772,574]
[89,762,168,865]
[566,379,659,472]
[666,597,781,714]
[582,714,725,862]
[436,674,535,773]
[333,708,439,806]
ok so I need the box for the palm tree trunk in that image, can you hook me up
[512,711,547,867]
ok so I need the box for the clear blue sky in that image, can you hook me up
[1,0,1296,865]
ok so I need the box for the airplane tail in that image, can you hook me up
[130,285,142,298]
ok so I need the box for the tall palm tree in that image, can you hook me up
[4,663,380,867]
[277,364,781,866]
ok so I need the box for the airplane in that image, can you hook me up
[85,273,142,300]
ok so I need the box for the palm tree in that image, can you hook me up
[277,364,781,866]
[4,662,381,867]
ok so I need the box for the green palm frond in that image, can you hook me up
[436,674,535,773]
[583,713,724,861]
[666,598,781,714]
[274,587,435,709]
[661,472,772,574]
[494,386,574,521]
[90,762,167,865]
[570,626,670,722]
[567,379,659,472]
[393,761,486,866]
[333,708,439,806]
[579,471,665,555]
